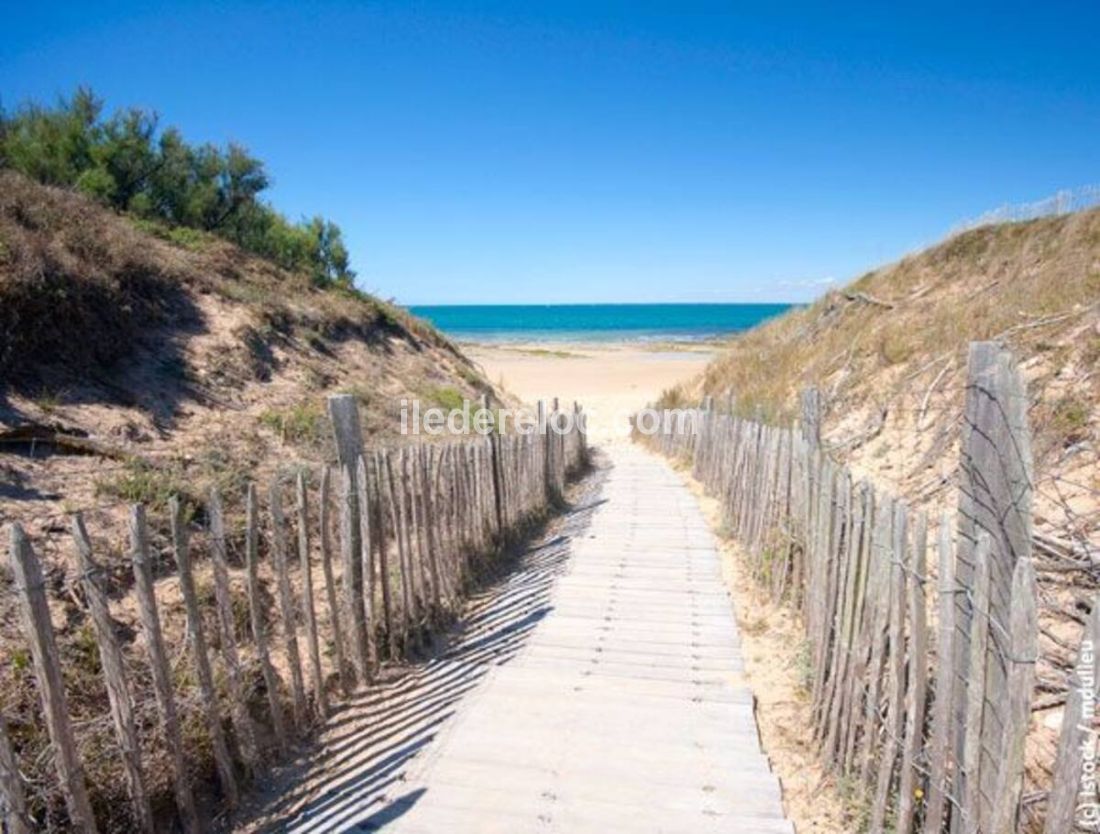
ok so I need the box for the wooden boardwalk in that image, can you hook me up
[249,445,791,833]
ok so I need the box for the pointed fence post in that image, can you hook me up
[318,467,350,696]
[269,483,307,731]
[130,507,199,834]
[207,488,261,773]
[297,472,328,717]
[71,514,154,832]
[244,484,288,754]
[9,524,98,833]
[169,497,239,808]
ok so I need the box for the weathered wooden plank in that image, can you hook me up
[0,710,31,834]
[129,507,198,834]
[824,480,866,766]
[245,484,289,753]
[339,463,368,682]
[11,523,100,833]
[801,386,822,447]
[71,514,154,833]
[858,495,895,794]
[961,532,992,834]
[317,467,350,696]
[896,513,928,834]
[1045,594,1100,834]
[296,472,328,717]
[924,513,956,834]
[869,502,909,834]
[354,456,378,678]
[954,342,1033,829]
[990,556,1037,834]
[387,448,415,646]
[370,451,397,658]
[269,482,308,731]
[169,497,239,807]
[207,488,261,773]
[328,395,369,664]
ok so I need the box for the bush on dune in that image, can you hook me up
[0,87,354,289]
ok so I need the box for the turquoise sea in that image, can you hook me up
[409,303,793,343]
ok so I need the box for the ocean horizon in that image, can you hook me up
[409,302,795,343]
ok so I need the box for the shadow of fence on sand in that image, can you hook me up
[240,455,611,834]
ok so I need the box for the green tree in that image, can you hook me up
[0,87,356,289]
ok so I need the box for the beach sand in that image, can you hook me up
[464,341,714,443]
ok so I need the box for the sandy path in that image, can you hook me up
[465,341,712,444]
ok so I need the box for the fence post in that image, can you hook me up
[482,393,506,536]
[338,464,368,680]
[954,342,1033,830]
[327,394,370,666]
[961,533,992,833]
[169,498,239,808]
[869,502,909,834]
[1045,595,1100,834]
[130,506,199,834]
[800,386,822,447]
[896,513,928,834]
[318,467,351,696]
[71,514,154,832]
[9,524,98,833]
[924,513,956,834]
[990,556,1037,834]
[296,472,328,718]
[0,711,31,834]
[207,488,261,773]
[244,484,288,754]
[354,456,379,678]
[269,483,307,731]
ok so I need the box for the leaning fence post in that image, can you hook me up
[72,514,154,832]
[1045,595,1100,834]
[9,524,99,833]
[269,482,308,731]
[130,507,199,834]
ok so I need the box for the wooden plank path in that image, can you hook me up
[243,445,791,833]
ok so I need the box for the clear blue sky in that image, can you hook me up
[3,2,1099,304]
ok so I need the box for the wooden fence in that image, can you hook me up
[643,341,1082,834]
[0,397,587,832]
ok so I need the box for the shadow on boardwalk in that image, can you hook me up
[233,452,611,834]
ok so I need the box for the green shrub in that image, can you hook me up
[259,401,326,446]
[0,87,355,287]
